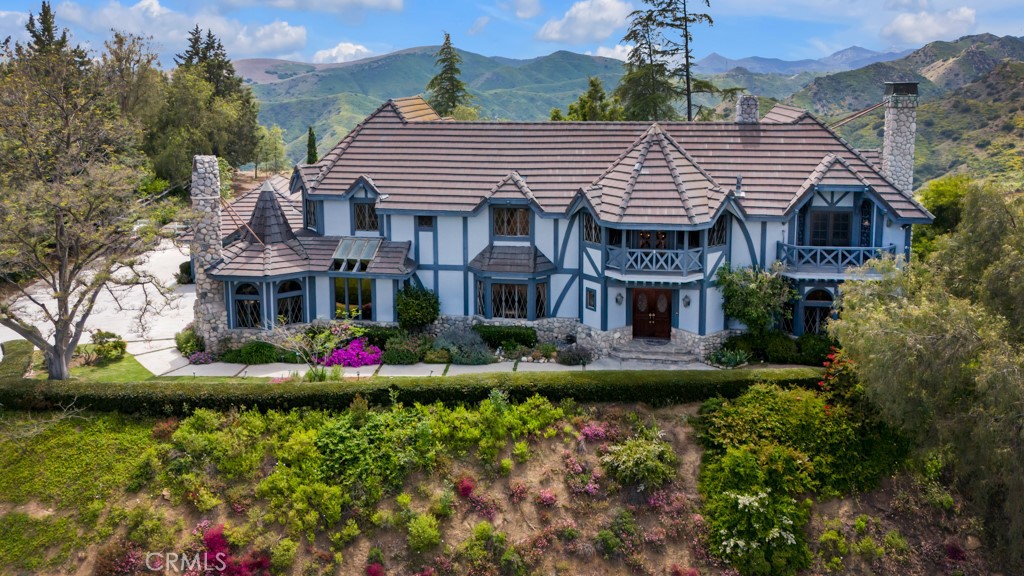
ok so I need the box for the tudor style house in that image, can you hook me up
[189,83,931,356]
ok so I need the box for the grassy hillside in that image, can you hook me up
[837,61,1024,187]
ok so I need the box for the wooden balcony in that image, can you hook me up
[605,246,704,275]
[777,242,897,273]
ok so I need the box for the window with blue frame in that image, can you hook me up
[334,278,373,320]
[582,213,601,244]
[234,283,261,328]
[708,215,728,247]
[304,199,317,231]
[492,207,530,238]
[276,280,304,325]
[416,215,435,230]
[353,202,379,232]
[810,212,851,246]
[585,288,597,311]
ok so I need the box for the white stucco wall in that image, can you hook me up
[437,217,464,266]
[322,200,350,236]
[678,287,700,333]
[582,279,601,329]
[374,280,395,322]
[607,285,627,330]
[550,274,577,318]
[705,286,726,333]
[437,270,466,315]
[314,276,331,321]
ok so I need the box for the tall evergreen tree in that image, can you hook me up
[425,32,471,117]
[651,0,713,121]
[551,77,625,121]
[174,25,204,67]
[13,2,87,63]
[306,126,318,164]
[615,10,681,121]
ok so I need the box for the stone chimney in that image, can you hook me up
[881,82,918,194]
[735,94,759,124]
[190,155,228,350]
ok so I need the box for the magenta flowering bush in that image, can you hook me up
[323,337,382,368]
[188,351,216,365]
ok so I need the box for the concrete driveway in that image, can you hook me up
[0,240,196,362]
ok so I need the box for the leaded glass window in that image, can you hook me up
[708,215,728,247]
[810,212,851,246]
[354,202,379,232]
[476,280,485,316]
[235,283,261,329]
[276,280,303,325]
[582,213,601,244]
[305,199,318,231]
[491,283,529,319]
[859,202,873,247]
[493,207,530,237]
[535,283,547,319]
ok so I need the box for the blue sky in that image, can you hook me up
[0,0,1021,65]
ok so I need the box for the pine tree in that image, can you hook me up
[425,32,471,117]
[649,0,714,121]
[16,2,87,63]
[615,10,681,121]
[174,25,204,67]
[551,77,625,121]
[306,126,318,164]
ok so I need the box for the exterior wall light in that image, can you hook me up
[682,295,692,308]
[615,292,624,305]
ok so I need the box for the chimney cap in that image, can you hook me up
[884,82,918,96]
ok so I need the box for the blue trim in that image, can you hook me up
[432,217,439,295]
[553,276,577,315]
[734,218,757,268]
[759,222,767,268]
[624,287,632,326]
[556,211,580,268]
[904,226,912,259]
[699,229,708,336]
[553,219,560,264]
[600,276,608,331]
[462,217,469,316]
[386,214,392,240]
[583,247,599,276]
[672,288,680,329]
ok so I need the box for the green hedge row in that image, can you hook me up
[0,368,820,419]
[0,340,33,380]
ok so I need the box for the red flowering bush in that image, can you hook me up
[508,481,528,504]
[535,489,557,507]
[457,477,476,498]
[818,347,863,407]
[366,562,386,576]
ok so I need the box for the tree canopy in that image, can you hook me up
[426,32,472,117]
[551,77,625,121]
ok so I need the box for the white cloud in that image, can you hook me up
[882,6,975,44]
[536,0,631,44]
[512,0,542,19]
[56,0,307,58]
[468,16,490,36]
[0,10,29,43]
[312,41,372,63]
[883,0,930,9]
[223,0,402,11]
[589,43,632,60]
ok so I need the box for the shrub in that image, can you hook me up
[557,344,593,366]
[323,338,381,368]
[716,262,797,337]
[188,351,216,365]
[457,477,476,498]
[366,563,385,576]
[396,286,440,331]
[174,324,205,357]
[85,330,127,365]
[708,347,750,368]
[176,260,194,285]
[362,326,403,350]
[508,481,528,504]
[472,325,538,349]
[704,489,812,575]
[796,333,834,366]
[222,341,279,365]
[407,514,441,552]
[600,428,679,489]
[435,329,493,365]
[381,334,428,365]
[762,331,798,364]
[499,458,514,476]
[271,538,298,574]
[535,489,557,507]
[722,332,761,357]
[422,348,451,364]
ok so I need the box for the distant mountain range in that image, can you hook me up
[695,46,913,75]
[238,34,1024,187]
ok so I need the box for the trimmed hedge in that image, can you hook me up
[0,340,33,379]
[0,362,821,417]
[472,325,538,349]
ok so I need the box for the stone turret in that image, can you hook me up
[735,94,759,124]
[882,82,918,194]
[190,155,229,350]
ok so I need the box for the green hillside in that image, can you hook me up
[836,61,1024,187]
[242,48,625,161]
[788,34,1024,117]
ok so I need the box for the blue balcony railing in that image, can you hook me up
[605,246,704,275]
[776,242,897,272]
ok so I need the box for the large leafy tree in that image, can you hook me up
[425,32,472,117]
[551,77,625,121]
[832,183,1024,568]
[100,31,165,127]
[148,27,259,183]
[0,30,164,380]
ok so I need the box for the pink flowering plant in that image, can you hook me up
[266,318,365,381]
[323,337,381,368]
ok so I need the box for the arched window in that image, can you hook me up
[276,280,304,325]
[803,289,834,335]
[234,283,262,329]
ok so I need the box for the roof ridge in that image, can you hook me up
[617,131,654,220]
[313,100,396,188]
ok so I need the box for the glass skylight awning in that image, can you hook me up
[332,237,382,272]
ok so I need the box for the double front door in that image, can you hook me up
[632,288,672,340]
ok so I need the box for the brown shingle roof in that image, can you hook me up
[761,103,808,124]
[586,124,722,226]
[221,175,303,239]
[303,101,931,223]
[242,181,298,245]
[391,96,443,122]
[469,245,556,275]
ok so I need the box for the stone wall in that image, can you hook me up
[190,155,230,352]
[736,94,759,124]
[882,93,918,194]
